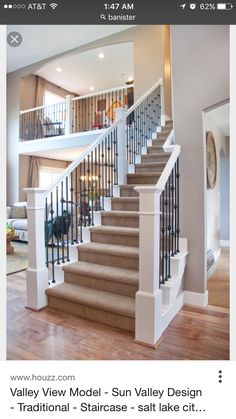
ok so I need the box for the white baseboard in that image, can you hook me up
[220,240,230,247]
[183,290,208,307]
[214,248,221,260]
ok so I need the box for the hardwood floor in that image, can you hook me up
[208,247,229,308]
[7,271,229,360]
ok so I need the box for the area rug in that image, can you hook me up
[7,241,28,275]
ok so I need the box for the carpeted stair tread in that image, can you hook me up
[63,261,139,286]
[78,242,139,258]
[101,210,139,217]
[135,162,166,168]
[142,152,171,158]
[128,172,162,177]
[46,283,135,318]
[90,225,139,236]
[111,197,139,202]
[147,145,164,150]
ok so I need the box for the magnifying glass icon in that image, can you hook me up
[100,14,106,20]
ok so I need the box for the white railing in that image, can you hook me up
[19,84,133,141]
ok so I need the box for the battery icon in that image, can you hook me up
[217,3,234,9]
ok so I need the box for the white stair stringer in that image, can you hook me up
[160,248,188,336]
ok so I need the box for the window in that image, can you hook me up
[44,90,65,106]
[39,166,65,189]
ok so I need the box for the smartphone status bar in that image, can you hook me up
[0,0,236,24]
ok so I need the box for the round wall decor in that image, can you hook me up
[206,131,217,189]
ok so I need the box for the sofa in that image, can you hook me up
[6,202,28,242]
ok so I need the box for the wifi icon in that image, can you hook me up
[50,3,58,9]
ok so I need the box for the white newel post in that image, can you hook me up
[114,107,127,185]
[65,95,73,136]
[135,186,163,346]
[24,188,49,310]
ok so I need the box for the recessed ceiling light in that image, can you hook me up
[89,86,95,91]
[98,53,105,59]
[56,67,62,72]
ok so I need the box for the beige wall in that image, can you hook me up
[163,25,172,119]
[8,26,165,204]
[171,25,229,294]
[20,75,37,110]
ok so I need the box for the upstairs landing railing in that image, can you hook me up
[19,85,133,142]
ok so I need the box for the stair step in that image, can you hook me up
[127,172,161,185]
[147,146,164,154]
[90,225,139,247]
[135,162,166,174]
[46,283,135,331]
[78,242,139,270]
[152,139,166,146]
[111,197,139,211]
[155,134,169,141]
[120,185,140,197]
[141,153,171,163]
[63,260,138,297]
[160,127,172,134]
[101,210,139,228]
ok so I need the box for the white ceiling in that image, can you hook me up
[7,25,134,73]
[35,42,133,95]
[208,103,229,137]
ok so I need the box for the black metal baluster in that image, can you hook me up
[50,192,55,283]
[171,169,175,256]
[101,140,105,209]
[110,131,114,196]
[79,164,83,242]
[174,163,177,255]
[70,172,74,245]
[108,134,111,196]
[111,90,114,123]
[55,187,60,264]
[115,127,118,184]
[91,151,94,225]
[160,192,165,285]
[176,158,180,253]
[105,137,108,196]
[45,197,49,268]
[98,144,101,209]
[83,158,86,227]
[75,167,78,242]
[60,181,65,263]
[164,184,168,282]
[87,155,91,226]
[95,147,98,210]
[168,175,171,278]
[65,176,70,261]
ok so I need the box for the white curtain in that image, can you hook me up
[27,156,40,188]
[35,76,45,107]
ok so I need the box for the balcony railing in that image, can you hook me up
[19,85,133,142]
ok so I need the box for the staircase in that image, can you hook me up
[46,121,174,332]
[26,79,188,347]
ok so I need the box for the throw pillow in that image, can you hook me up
[11,206,27,219]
